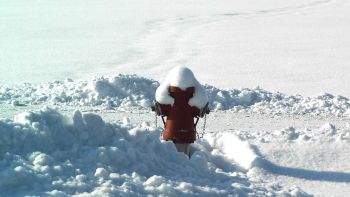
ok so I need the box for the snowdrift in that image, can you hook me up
[0,75,158,110]
[1,74,349,116]
[0,108,308,196]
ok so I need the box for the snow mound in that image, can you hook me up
[0,75,158,110]
[1,74,350,116]
[205,85,350,116]
[155,66,209,108]
[0,108,308,196]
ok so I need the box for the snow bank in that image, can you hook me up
[155,66,209,108]
[0,108,308,196]
[0,75,158,110]
[1,74,349,116]
[205,85,350,116]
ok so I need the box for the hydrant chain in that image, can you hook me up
[155,112,158,128]
[201,113,207,138]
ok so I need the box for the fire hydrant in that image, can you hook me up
[152,66,210,156]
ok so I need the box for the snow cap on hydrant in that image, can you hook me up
[154,66,209,146]
[155,66,208,109]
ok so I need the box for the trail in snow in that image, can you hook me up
[221,0,337,17]
[108,0,340,79]
[98,0,350,97]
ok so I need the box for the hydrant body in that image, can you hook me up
[159,86,200,143]
[154,66,209,155]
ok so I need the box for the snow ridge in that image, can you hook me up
[205,85,350,116]
[1,75,350,116]
[0,75,158,110]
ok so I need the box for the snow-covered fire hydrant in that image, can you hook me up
[152,66,210,156]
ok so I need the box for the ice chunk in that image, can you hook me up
[94,168,108,179]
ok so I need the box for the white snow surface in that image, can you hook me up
[165,66,197,91]
[1,0,350,196]
[1,0,350,97]
[1,77,350,196]
[206,132,258,170]
[1,89,350,196]
[1,75,350,117]
[0,107,309,196]
[155,66,208,108]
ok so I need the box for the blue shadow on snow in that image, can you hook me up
[253,158,350,183]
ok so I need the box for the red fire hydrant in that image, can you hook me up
[152,66,209,156]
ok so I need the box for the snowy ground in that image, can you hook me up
[1,0,350,96]
[2,104,350,196]
[1,76,350,196]
[1,0,350,196]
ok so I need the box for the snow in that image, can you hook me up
[1,0,350,196]
[2,75,350,117]
[1,95,350,196]
[165,66,197,90]
[205,132,258,170]
[0,75,158,110]
[155,80,174,106]
[1,0,350,97]
[0,107,307,196]
[155,66,209,108]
